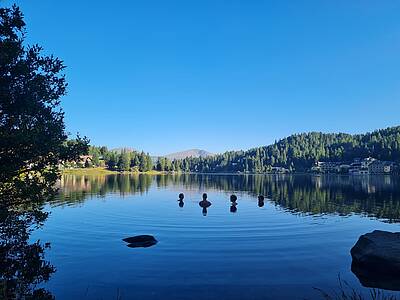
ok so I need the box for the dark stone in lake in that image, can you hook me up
[123,235,157,248]
[351,230,400,290]
[351,261,400,291]
[230,194,237,202]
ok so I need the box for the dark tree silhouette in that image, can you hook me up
[0,5,89,197]
[0,5,91,298]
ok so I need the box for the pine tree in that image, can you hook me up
[146,154,153,171]
[139,152,147,172]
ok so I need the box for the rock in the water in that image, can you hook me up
[123,235,157,248]
[351,261,400,291]
[351,230,400,290]
[230,194,237,202]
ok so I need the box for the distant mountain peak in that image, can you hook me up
[110,147,137,154]
[164,149,214,160]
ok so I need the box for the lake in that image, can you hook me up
[31,174,400,299]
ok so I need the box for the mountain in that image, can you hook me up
[110,147,136,154]
[177,126,400,173]
[164,149,214,160]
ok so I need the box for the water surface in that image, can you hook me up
[31,174,400,299]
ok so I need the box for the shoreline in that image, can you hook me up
[61,167,167,175]
[61,168,398,177]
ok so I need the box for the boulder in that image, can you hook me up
[123,235,157,248]
[351,230,400,290]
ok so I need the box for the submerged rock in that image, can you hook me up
[123,235,157,248]
[351,230,400,290]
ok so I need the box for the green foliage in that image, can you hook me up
[0,5,89,186]
[88,147,154,172]
[178,126,400,173]
[117,151,131,171]
[90,147,101,166]
[156,157,173,171]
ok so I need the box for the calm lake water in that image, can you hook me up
[31,174,400,299]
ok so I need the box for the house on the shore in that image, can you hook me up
[314,157,396,175]
[270,166,290,173]
[368,160,395,174]
[349,158,369,175]
[315,161,340,173]
[78,155,93,166]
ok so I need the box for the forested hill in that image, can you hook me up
[179,126,400,173]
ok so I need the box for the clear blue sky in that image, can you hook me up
[6,0,400,155]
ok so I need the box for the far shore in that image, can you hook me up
[61,167,398,177]
[61,167,167,176]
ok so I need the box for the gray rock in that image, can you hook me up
[351,230,400,290]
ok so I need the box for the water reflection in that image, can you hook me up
[0,195,54,299]
[178,193,185,208]
[230,194,238,213]
[57,174,153,206]
[351,261,400,291]
[199,193,212,216]
[58,174,400,223]
[258,195,265,208]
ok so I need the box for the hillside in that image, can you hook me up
[176,126,400,173]
[164,149,213,160]
[110,147,136,154]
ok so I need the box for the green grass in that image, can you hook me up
[62,167,116,175]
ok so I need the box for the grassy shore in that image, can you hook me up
[62,167,165,176]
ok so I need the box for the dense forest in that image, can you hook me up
[81,147,182,172]
[84,147,154,172]
[178,126,400,173]
[81,126,400,174]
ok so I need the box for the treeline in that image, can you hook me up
[83,126,400,173]
[178,126,400,173]
[86,147,184,172]
[87,147,153,172]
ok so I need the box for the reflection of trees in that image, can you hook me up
[178,174,400,222]
[0,167,56,299]
[54,174,153,206]
[0,197,55,299]
[59,174,400,222]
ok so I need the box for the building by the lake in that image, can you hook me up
[313,157,396,175]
